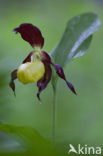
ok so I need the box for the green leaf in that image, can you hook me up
[51,12,101,67]
[0,123,63,156]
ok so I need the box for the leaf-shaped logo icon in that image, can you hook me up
[68,144,78,154]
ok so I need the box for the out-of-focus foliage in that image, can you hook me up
[0,0,103,156]
[0,123,63,156]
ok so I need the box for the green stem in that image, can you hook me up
[52,85,57,144]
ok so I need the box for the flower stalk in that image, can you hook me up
[52,84,57,143]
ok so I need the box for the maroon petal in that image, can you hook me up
[41,51,52,63]
[37,61,52,102]
[14,23,44,48]
[22,52,34,63]
[9,69,17,96]
[53,64,77,95]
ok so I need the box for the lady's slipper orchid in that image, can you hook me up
[9,23,77,102]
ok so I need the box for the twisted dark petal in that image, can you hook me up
[14,23,44,48]
[22,52,34,63]
[9,52,34,96]
[65,81,77,95]
[9,69,17,96]
[37,61,52,102]
[53,64,77,95]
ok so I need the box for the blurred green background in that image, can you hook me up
[0,0,103,155]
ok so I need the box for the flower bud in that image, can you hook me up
[17,61,45,84]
